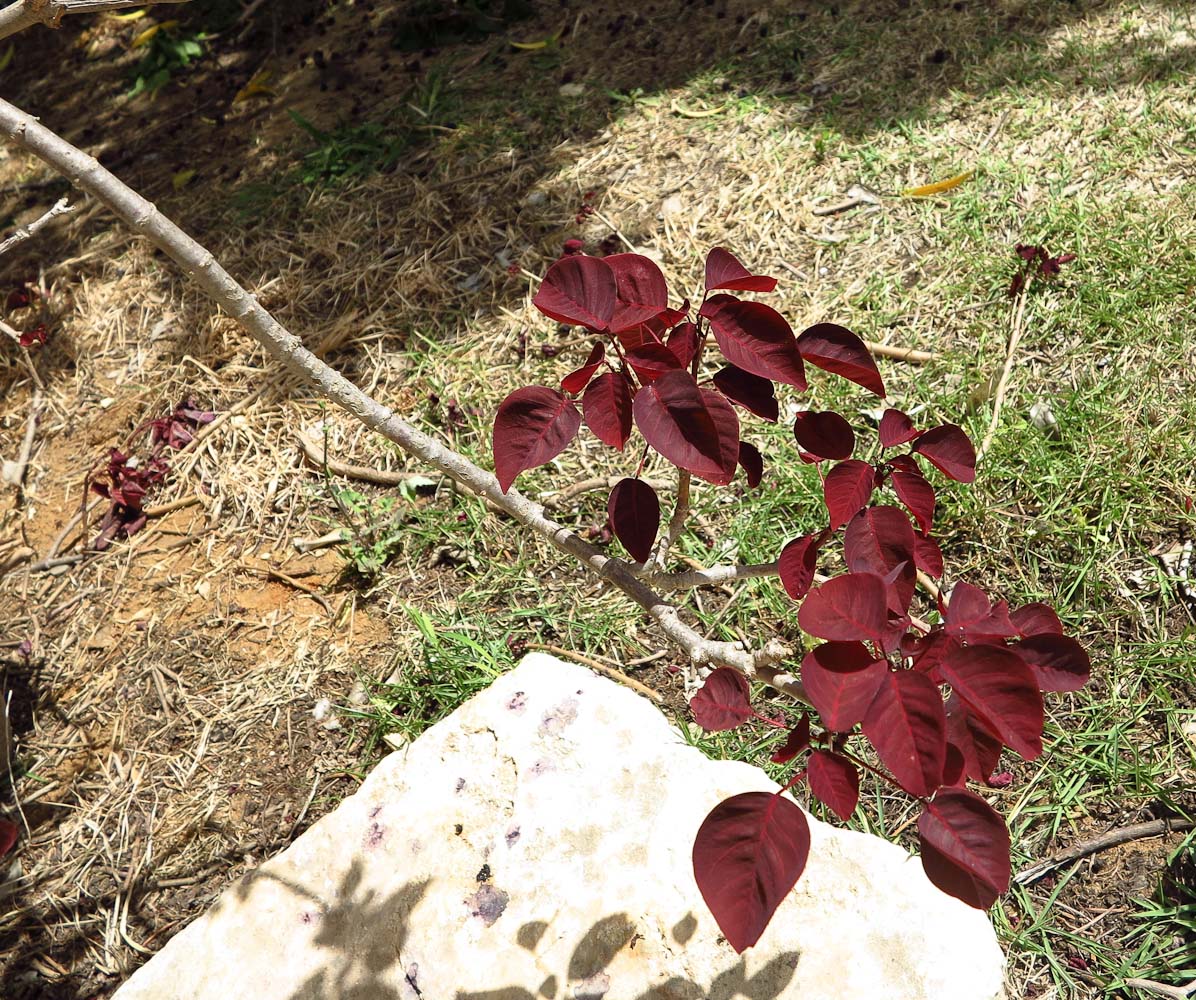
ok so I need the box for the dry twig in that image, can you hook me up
[977,279,1030,462]
[524,642,664,704]
[1013,817,1196,886]
[0,197,74,257]
[0,0,191,39]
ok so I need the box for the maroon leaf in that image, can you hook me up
[700,294,807,388]
[945,693,1004,783]
[913,424,976,483]
[607,478,660,564]
[942,742,967,787]
[889,469,936,533]
[5,286,30,310]
[937,645,1043,761]
[823,460,876,530]
[770,716,811,763]
[692,791,810,953]
[1010,603,1063,638]
[807,751,860,821]
[667,321,700,368]
[944,582,1018,641]
[800,641,886,731]
[738,441,764,489]
[633,370,739,484]
[795,323,885,397]
[1014,634,1090,693]
[493,386,582,492]
[844,506,916,577]
[879,409,920,447]
[918,789,1011,909]
[605,253,669,332]
[778,532,826,601]
[582,371,634,450]
[862,669,947,797]
[793,411,855,461]
[0,818,17,858]
[713,365,778,423]
[690,667,753,732]
[616,323,663,352]
[18,323,48,348]
[533,255,617,331]
[913,531,945,578]
[798,572,889,642]
[561,341,605,394]
[626,342,683,383]
[704,247,778,293]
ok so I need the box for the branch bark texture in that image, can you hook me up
[0,0,191,41]
[0,97,793,682]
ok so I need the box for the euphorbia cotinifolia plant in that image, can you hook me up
[492,246,1089,952]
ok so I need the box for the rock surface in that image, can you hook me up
[115,652,1006,1000]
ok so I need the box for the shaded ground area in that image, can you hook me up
[1,0,1195,997]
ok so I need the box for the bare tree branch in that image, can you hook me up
[0,0,190,41]
[0,96,793,682]
[0,196,75,258]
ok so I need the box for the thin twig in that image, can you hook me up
[977,280,1030,462]
[0,197,74,257]
[1013,817,1196,886]
[865,340,935,364]
[651,471,690,570]
[635,560,780,590]
[524,643,664,704]
[296,431,441,486]
[1,389,41,487]
[1122,977,1196,1000]
[541,476,672,510]
[0,97,790,681]
[0,0,191,40]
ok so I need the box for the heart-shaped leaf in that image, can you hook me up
[713,365,778,422]
[690,667,753,731]
[533,254,617,331]
[605,253,669,332]
[796,323,885,397]
[493,386,582,492]
[918,788,1011,909]
[823,460,876,529]
[693,792,810,953]
[800,641,886,731]
[889,468,936,533]
[607,478,660,564]
[937,645,1043,761]
[633,370,739,484]
[704,247,778,293]
[700,294,807,388]
[561,341,605,394]
[798,572,889,642]
[862,669,947,797]
[582,371,634,450]
[793,411,855,461]
[778,531,827,601]
[879,408,920,447]
[913,424,976,483]
[1014,634,1090,692]
[807,751,860,821]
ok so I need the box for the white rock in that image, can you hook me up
[115,653,1006,1000]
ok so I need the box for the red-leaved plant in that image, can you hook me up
[493,246,1089,952]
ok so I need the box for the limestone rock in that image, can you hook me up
[115,652,1006,1000]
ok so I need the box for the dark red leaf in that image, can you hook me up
[793,411,855,461]
[738,441,764,489]
[607,478,660,564]
[1014,634,1090,693]
[770,716,811,763]
[704,247,778,293]
[18,323,48,348]
[945,693,1003,782]
[913,531,945,578]
[778,532,826,601]
[918,789,1011,909]
[0,818,17,858]
[798,572,889,642]
[807,751,860,821]
[533,255,617,331]
[700,294,807,389]
[890,469,936,533]
[713,365,778,423]
[862,669,947,797]
[913,424,976,483]
[693,791,810,953]
[844,506,916,577]
[667,321,700,368]
[941,742,967,787]
[5,286,30,310]
[616,323,663,352]
[800,641,886,731]
[493,386,582,492]
[690,667,753,731]
[879,409,920,447]
[582,371,634,450]
[823,460,875,530]
[561,341,605,394]
[795,323,885,397]
[944,582,1018,641]
[605,253,670,332]
[937,645,1043,761]
[625,342,683,383]
[1010,603,1063,638]
[633,370,739,484]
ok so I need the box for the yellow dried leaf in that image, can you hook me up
[233,68,275,103]
[511,39,549,50]
[110,8,148,21]
[0,44,12,73]
[131,20,177,48]
[900,170,974,198]
[171,169,195,191]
